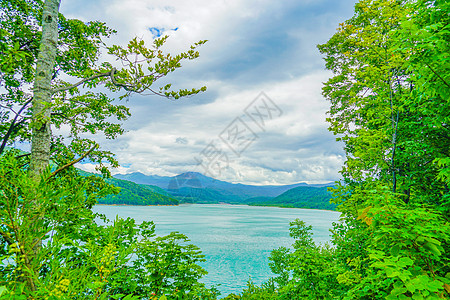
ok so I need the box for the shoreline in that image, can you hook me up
[95,202,338,212]
[96,203,178,206]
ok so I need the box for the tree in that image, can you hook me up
[1,0,206,173]
[232,1,449,299]
[317,0,450,298]
[269,220,341,299]
[0,0,216,299]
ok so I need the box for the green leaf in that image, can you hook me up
[411,292,424,300]
[0,286,7,296]
[390,245,401,256]
[423,242,441,256]
[391,286,407,296]
[406,281,417,293]
[398,257,414,267]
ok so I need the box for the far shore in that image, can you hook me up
[95,202,337,212]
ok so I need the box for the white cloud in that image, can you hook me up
[59,0,356,184]
[102,71,345,184]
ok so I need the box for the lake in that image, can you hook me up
[93,204,340,296]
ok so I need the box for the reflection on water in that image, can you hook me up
[93,204,340,296]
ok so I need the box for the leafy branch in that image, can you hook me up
[47,143,98,179]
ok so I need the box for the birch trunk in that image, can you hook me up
[30,0,61,180]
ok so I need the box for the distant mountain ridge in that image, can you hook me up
[84,170,337,210]
[114,171,335,204]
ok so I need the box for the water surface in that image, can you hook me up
[93,204,340,296]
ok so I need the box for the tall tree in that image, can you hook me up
[1,0,206,177]
[0,0,213,298]
[317,0,450,298]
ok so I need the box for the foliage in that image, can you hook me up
[315,0,450,296]
[229,220,342,300]
[223,280,278,300]
[0,0,207,171]
[322,0,449,298]
[237,0,450,299]
[131,230,218,299]
[0,150,218,299]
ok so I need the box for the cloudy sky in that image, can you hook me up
[61,0,357,185]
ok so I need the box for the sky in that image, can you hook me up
[61,0,357,185]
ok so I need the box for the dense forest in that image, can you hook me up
[247,186,336,210]
[99,180,178,206]
[78,170,179,206]
[0,0,449,299]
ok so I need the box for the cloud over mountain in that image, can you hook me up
[63,0,356,184]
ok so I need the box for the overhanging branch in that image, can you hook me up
[423,61,450,89]
[52,67,171,96]
[52,70,114,93]
[0,99,33,155]
[47,144,98,179]
[109,68,135,91]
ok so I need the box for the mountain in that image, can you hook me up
[247,186,336,210]
[114,172,334,202]
[82,170,336,209]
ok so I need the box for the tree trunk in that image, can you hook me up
[26,0,61,292]
[30,0,61,180]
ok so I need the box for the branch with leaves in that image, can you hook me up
[47,144,98,179]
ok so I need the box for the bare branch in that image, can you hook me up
[109,68,134,91]
[0,98,33,155]
[52,71,114,93]
[147,88,169,98]
[51,112,85,126]
[0,104,18,115]
[52,67,171,97]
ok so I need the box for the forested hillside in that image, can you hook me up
[116,171,333,199]
[82,168,334,207]
[247,186,336,210]
[100,178,179,206]
[115,171,335,207]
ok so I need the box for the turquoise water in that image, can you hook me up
[93,204,340,296]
